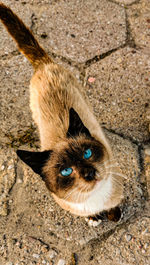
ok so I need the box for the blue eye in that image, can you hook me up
[84,148,92,159]
[61,168,73,177]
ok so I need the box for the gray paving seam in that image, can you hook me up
[124,8,137,48]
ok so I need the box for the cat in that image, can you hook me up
[0,3,123,218]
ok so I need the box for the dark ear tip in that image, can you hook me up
[16,149,24,159]
[15,149,52,176]
[16,149,21,155]
[16,149,21,157]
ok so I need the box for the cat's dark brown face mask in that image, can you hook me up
[17,108,108,202]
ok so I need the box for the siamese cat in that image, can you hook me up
[0,3,123,218]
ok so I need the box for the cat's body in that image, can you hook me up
[0,3,123,217]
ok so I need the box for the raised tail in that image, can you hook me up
[0,3,52,68]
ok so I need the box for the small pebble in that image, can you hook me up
[127,98,133,103]
[42,261,47,264]
[17,178,23,184]
[137,186,143,195]
[8,165,14,170]
[57,259,66,265]
[146,112,150,120]
[117,58,122,63]
[88,77,95,83]
[24,57,28,62]
[139,245,142,249]
[144,243,149,249]
[1,165,5,170]
[125,234,132,242]
[0,204,8,216]
[142,228,149,235]
[33,253,40,259]
[48,249,57,259]
[41,245,49,253]
[145,148,150,156]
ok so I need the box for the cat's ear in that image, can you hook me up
[17,150,51,177]
[67,108,91,138]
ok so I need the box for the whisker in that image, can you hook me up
[105,171,125,187]
[104,163,118,169]
[95,158,118,169]
[64,182,89,202]
[107,171,127,179]
[76,188,82,203]
[96,163,119,176]
[74,186,82,204]
[75,184,90,203]
[63,186,78,200]
[111,177,123,186]
[103,158,117,166]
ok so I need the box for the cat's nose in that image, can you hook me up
[84,168,96,181]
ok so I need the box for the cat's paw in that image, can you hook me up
[85,216,102,227]
[85,207,121,227]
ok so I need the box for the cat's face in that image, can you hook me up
[42,136,108,202]
[17,135,109,203]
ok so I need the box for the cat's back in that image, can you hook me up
[31,63,77,100]
[29,62,78,127]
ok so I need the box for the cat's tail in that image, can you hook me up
[0,3,52,68]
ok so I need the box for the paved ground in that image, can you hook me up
[0,0,150,264]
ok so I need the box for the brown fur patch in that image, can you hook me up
[0,3,52,68]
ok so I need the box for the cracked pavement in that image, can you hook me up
[0,0,150,264]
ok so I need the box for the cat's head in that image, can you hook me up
[17,108,123,215]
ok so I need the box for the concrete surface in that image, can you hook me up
[85,47,150,141]
[0,0,150,264]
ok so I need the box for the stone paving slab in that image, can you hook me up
[78,202,150,265]
[0,147,17,216]
[0,55,34,144]
[85,47,150,142]
[33,0,126,63]
[127,0,150,49]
